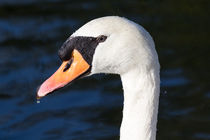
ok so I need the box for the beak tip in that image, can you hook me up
[36,95,42,100]
[36,84,48,99]
[36,88,44,100]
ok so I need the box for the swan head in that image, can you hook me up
[37,16,159,98]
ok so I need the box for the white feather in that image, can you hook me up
[72,16,160,140]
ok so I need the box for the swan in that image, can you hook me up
[37,16,160,140]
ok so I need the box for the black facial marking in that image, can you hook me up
[58,35,107,65]
[58,38,74,61]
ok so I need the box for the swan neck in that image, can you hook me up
[120,68,160,140]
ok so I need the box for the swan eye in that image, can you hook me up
[97,35,107,43]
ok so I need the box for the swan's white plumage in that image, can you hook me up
[72,16,160,140]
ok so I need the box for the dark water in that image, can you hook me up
[0,0,210,140]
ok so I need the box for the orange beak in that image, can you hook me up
[37,49,90,99]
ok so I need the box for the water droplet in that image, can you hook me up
[37,100,40,104]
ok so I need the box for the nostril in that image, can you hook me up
[63,58,73,72]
